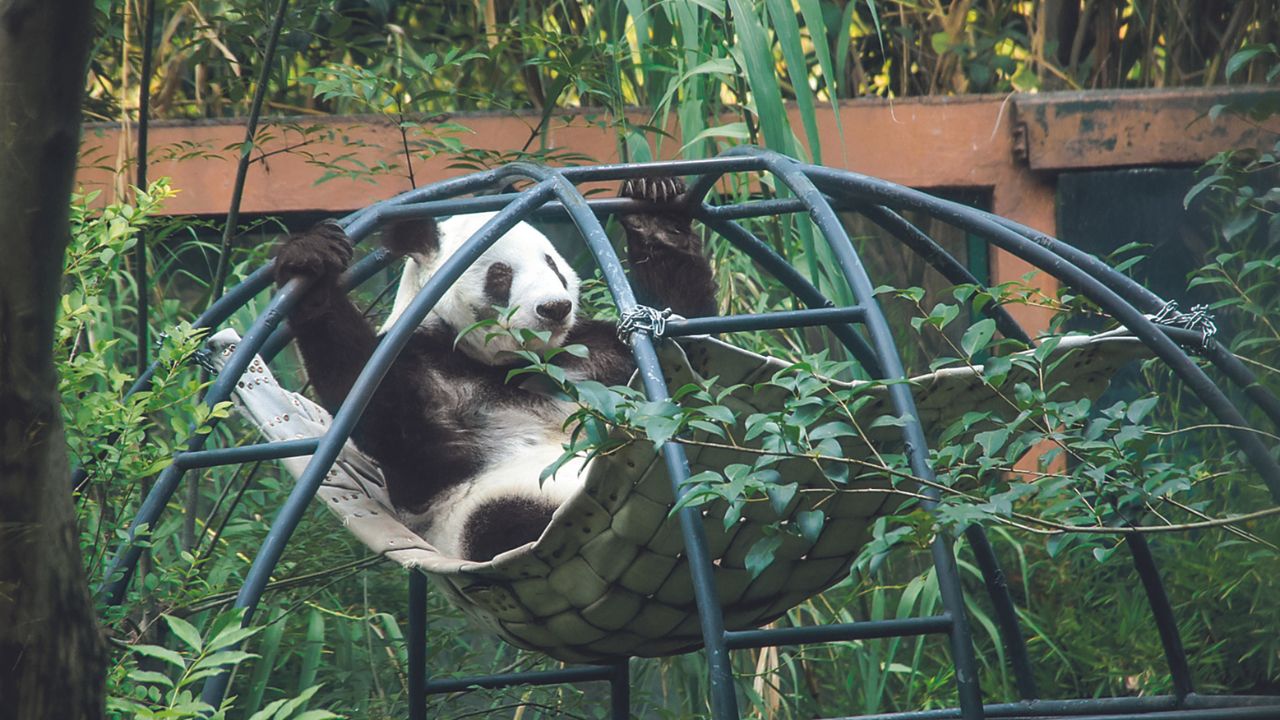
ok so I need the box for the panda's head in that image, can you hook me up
[380,212,582,365]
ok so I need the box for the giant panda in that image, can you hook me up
[274,177,717,561]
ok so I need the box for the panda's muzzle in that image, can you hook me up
[536,300,572,324]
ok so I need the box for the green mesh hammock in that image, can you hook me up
[207,328,1145,663]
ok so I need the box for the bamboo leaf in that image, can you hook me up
[131,644,186,669]
[163,615,203,654]
[295,610,325,695]
[726,0,791,155]
[797,0,844,142]
[243,608,286,718]
[765,0,822,161]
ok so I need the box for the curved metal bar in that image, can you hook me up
[805,165,1280,505]
[199,179,560,707]
[856,204,1033,347]
[560,155,765,183]
[525,164,741,720]
[742,147,985,719]
[100,278,310,603]
[990,215,1280,431]
[805,162,1277,699]
[96,152,1280,719]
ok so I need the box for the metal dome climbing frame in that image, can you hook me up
[99,148,1280,719]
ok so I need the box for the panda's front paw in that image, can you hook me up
[274,221,353,286]
[620,176,687,205]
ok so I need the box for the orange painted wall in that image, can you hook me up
[76,87,1271,341]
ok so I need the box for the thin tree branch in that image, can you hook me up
[207,0,291,304]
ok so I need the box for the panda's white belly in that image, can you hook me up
[406,427,590,558]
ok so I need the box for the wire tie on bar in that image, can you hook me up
[617,305,673,341]
[1151,300,1218,349]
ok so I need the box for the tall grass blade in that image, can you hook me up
[764,0,821,162]
[725,0,792,156]
[243,607,287,717]
[295,608,325,695]
[796,0,845,152]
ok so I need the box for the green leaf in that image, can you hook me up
[699,404,736,425]
[1184,173,1225,208]
[767,482,798,516]
[126,669,176,687]
[1226,45,1273,79]
[205,624,262,654]
[131,644,186,669]
[930,31,953,54]
[765,0,822,161]
[810,421,857,441]
[163,615,203,653]
[745,533,783,579]
[190,650,257,673]
[961,318,997,358]
[796,509,825,543]
[975,427,1010,457]
[1125,396,1159,424]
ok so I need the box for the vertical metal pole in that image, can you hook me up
[408,571,428,720]
[1125,534,1194,701]
[610,658,631,720]
[964,527,1038,701]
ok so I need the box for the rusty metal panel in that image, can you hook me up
[1013,86,1279,171]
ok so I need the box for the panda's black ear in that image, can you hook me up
[382,218,440,260]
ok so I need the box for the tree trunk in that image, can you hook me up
[0,2,105,719]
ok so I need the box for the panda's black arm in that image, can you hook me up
[274,223,416,448]
[618,177,718,318]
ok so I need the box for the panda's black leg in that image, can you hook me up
[619,177,718,318]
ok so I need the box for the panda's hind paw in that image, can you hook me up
[273,220,353,286]
[621,176,687,205]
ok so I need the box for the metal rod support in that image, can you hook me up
[1125,534,1194,699]
[665,307,866,337]
[423,666,615,694]
[408,572,427,720]
[725,615,952,649]
[175,439,320,470]
[88,151,1277,719]
[848,693,1280,720]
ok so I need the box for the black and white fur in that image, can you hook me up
[275,178,716,561]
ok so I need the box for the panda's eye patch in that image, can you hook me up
[544,254,568,290]
[484,262,513,305]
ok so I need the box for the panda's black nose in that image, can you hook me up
[536,300,572,323]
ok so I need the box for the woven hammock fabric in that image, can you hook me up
[207,328,1147,662]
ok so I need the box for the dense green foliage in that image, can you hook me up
[65,1,1280,718]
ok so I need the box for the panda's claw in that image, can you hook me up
[274,221,353,285]
[621,175,687,204]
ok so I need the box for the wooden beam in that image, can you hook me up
[77,96,1030,216]
[1012,86,1278,171]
